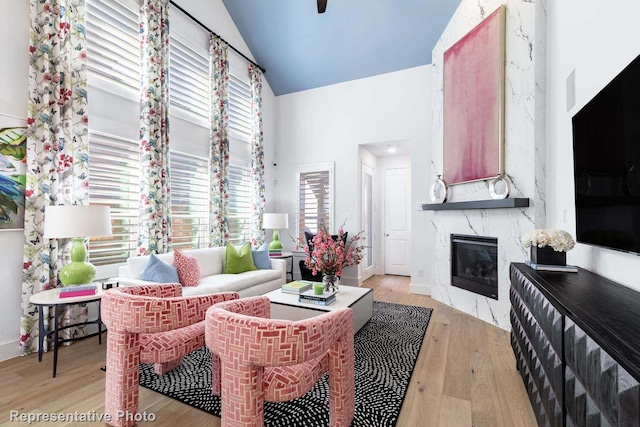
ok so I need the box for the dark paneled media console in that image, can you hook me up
[510,263,640,427]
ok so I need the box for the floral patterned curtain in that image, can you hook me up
[21,0,89,356]
[249,65,266,248]
[137,0,171,255]
[209,34,230,247]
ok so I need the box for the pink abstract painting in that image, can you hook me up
[443,6,505,185]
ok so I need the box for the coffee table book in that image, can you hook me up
[59,284,98,298]
[298,289,336,306]
[281,281,314,294]
[299,296,336,306]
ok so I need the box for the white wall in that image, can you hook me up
[0,0,276,362]
[546,0,640,290]
[274,66,431,286]
[0,0,29,362]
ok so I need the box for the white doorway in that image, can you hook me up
[383,167,411,276]
[360,163,376,282]
[358,142,411,281]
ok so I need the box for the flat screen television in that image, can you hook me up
[572,53,640,255]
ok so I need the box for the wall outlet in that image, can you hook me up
[418,269,424,278]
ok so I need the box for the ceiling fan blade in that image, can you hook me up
[317,0,327,14]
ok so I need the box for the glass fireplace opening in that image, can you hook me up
[450,234,498,300]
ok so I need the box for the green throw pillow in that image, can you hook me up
[225,242,257,274]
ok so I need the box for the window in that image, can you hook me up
[87,132,140,265]
[227,62,253,244]
[170,151,209,250]
[295,164,334,239]
[227,162,253,245]
[168,12,210,250]
[228,70,252,143]
[86,0,140,94]
[86,0,140,266]
[169,29,209,125]
[86,0,257,263]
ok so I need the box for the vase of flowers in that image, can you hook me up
[322,274,340,293]
[294,222,365,293]
[521,229,575,266]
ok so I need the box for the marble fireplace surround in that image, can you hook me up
[426,0,547,330]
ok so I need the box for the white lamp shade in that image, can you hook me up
[263,213,289,230]
[43,205,112,239]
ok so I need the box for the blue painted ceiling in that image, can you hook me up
[221,0,462,96]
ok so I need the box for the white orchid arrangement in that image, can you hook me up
[521,229,575,252]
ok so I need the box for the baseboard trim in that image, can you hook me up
[409,283,431,295]
[0,340,19,362]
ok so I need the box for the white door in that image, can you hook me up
[384,168,411,276]
[360,164,375,282]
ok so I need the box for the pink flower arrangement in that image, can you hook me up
[294,223,365,276]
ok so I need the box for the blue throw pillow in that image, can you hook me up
[139,253,180,283]
[252,244,272,270]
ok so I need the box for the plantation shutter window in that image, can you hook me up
[296,164,334,239]
[226,61,253,245]
[87,132,140,265]
[170,151,210,250]
[86,0,141,267]
[169,32,209,125]
[167,11,211,249]
[227,162,253,245]
[86,0,140,93]
[228,69,252,143]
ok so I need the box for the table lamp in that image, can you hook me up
[43,205,112,286]
[263,213,289,254]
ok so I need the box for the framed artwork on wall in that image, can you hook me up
[443,5,506,185]
[0,115,27,230]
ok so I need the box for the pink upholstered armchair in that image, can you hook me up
[101,284,238,427]
[205,296,355,427]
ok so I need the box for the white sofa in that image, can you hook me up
[115,247,286,297]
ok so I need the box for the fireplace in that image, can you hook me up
[450,234,498,300]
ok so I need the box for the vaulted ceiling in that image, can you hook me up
[222,0,462,96]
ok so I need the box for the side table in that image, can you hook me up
[29,287,106,378]
[269,251,294,282]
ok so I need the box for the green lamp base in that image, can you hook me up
[268,228,283,252]
[59,237,96,286]
[59,262,96,286]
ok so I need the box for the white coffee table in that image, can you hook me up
[263,285,374,333]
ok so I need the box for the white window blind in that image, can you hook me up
[86,0,140,93]
[88,131,140,265]
[170,151,210,250]
[227,163,252,245]
[169,35,209,124]
[228,71,252,143]
[296,166,333,239]
[86,0,141,266]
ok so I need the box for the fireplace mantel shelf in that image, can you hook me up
[421,198,529,211]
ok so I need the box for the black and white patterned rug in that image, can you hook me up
[138,301,432,427]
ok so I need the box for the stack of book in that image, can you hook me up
[59,284,98,298]
[281,280,313,294]
[269,250,282,257]
[298,289,336,306]
[525,259,578,272]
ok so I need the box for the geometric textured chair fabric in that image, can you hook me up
[205,296,355,427]
[101,284,238,427]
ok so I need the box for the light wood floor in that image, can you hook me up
[0,276,537,427]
